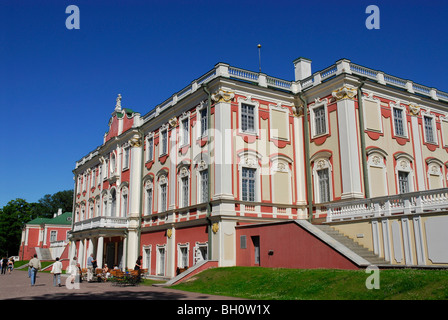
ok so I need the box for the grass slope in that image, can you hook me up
[171,267,448,300]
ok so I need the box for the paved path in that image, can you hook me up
[0,270,241,300]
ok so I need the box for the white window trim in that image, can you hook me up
[179,112,190,147]
[391,102,408,138]
[143,245,152,271]
[160,124,169,157]
[120,186,128,217]
[144,179,153,216]
[196,160,209,204]
[421,110,438,145]
[122,143,130,171]
[50,230,57,243]
[146,133,154,162]
[178,166,190,208]
[237,96,259,136]
[311,154,333,204]
[158,174,168,212]
[156,244,166,276]
[394,154,414,194]
[196,101,208,139]
[309,99,329,138]
[238,151,261,203]
[177,243,190,268]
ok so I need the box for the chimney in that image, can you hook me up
[58,208,62,216]
[293,57,312,81]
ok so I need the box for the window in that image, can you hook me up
[110,153,116,175]
[121,192,128,216]
[110,189,117,217]
[161,130,168,155]
[146,188,153,214]
[181,176,189,207]
[147,137,154,161]
[314,106,326,136]
[424,115,436,143]
[311,154,333,204]
[181,118,189,146]
[50,231,57,242]
[178,245,189,268]
[317,168,330,203]
[398,171,409,194]
[200,169,208,203]
[242,167,256,202]
[393,107,405,136]
[200,108,208,137]
[159,178,167,212]
[241,103,255,132]
[123,146,130,169]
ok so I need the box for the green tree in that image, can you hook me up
[37,189,73,216]
[0,199,36,257]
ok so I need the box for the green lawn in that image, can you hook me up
[171,267,448,300]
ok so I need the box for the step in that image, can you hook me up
[315,225,389,265]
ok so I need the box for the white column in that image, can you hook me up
[169,126,177,210]
[97,236,104,268]
[293,115,307,217]
[411,115,426,191]
[127,134,143,269]
[129,134,143,217]
[166,227,176,278]
[334,88,363,199]
[78,239,85,268]
[213,100,233,200]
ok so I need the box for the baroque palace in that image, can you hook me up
[70,57,448,279]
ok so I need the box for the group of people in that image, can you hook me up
[1,257,14,274]
[25,253,144,287]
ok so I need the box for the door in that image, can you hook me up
[252,236,260,266]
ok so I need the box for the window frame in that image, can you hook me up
[422,111,438,145]
[309,100,329,138]
[391,103,408,138]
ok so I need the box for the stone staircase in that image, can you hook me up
[315,225,389,266]
[35,247,52,260]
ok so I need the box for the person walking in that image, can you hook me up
[7,258,14,274]
[51,257,63,287]
[87,253,94,282]
[1,257,8,274]
[29,254,41,286]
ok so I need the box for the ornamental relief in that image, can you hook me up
[332,86,357,101]
[211,89,235,103]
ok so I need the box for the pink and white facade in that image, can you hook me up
[70,58,448,276]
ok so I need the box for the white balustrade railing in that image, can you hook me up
[140,59,448,125]
[327,188,448,222]
[73,216,129,232]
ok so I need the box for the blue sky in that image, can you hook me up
[1,0,447,208]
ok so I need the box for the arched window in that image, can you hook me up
[311,151,333,203]
[144,179,153,215]
[394,153,414,194]
[110,189,117,217]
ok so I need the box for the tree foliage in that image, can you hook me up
[0,190,73,257]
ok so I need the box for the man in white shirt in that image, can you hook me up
[29,254,41,286]
[51,257,63,287]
